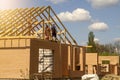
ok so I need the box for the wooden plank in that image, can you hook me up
[0,36,36,39]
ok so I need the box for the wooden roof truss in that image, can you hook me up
[0,6,78,45]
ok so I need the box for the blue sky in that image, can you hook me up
[0,0,120,45]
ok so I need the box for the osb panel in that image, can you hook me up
[26,39,30,47]
[0,39,30,48]
[86,53,98,65]
[19,39,26,47]
[11,39,19,47]
[0,40,4,47]
[5,40,12,47]
[0,48,30,78]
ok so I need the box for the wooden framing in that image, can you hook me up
[0,6,78,45]
[0,38,85,79]
[0,6,82,79]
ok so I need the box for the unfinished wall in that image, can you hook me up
[30,39,62,78]
[99,56,119,75]
[70,46,85,78]
[86,53,98,74]
[30,39,86,78]
[61,44,69,77]
[0,39,30,78]
[0,38,86,79]
[99,56,119,65]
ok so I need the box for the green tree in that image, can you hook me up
[87,31,96,53]
[96,43,119,56]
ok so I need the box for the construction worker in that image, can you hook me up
[51,24,57,41]
[45,25,51,40]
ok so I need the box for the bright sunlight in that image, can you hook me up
[0,0,18,9]
[0,0,26,9]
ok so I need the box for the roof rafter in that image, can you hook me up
[0,6,78,45]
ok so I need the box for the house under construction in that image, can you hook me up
[0,6,86,79]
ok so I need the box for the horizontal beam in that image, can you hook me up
[0,36,37,40]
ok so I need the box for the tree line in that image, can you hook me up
[87,31,120,56]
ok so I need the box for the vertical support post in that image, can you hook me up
[28,18,32,36]
[80,48,84,71]
[70,45,73,71]
[42,49,44,79]
[64,30,66,44]
[48,6,51,40]
[48,6,51,22]
[73,47,75,71]
[42,20,45,40]
[68,46,71,77]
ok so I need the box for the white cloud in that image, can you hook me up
[87,0,120,8]
[88,22,109,31]
[94,38,99,43]
[57,8,91,22]
[46,0,67,4]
